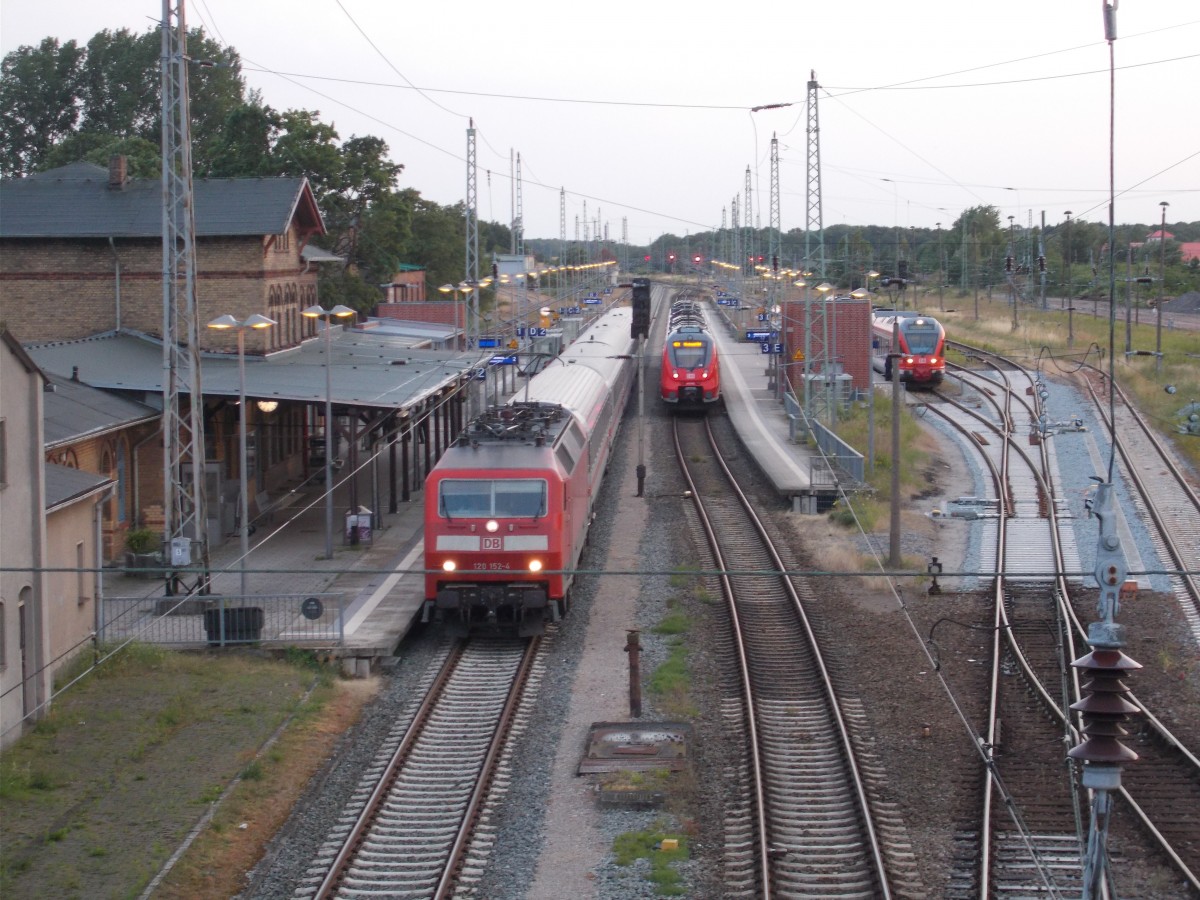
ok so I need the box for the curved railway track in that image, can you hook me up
[673,413,914,898]
[311,637,538,899]
[937,346,1200,894]
[1078,366,1200,634]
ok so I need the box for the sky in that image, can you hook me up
[2,1,1198,248]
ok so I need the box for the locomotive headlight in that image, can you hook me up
[905,356,914,365]
[528,559,543,573]
[442,560,457,572]
[929,357,939,365]
[485,520,499,533]
[672,371,679,380]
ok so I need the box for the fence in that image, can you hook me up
[99,592,346,648]
[784,393,865,484]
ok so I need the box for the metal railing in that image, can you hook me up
[100,592,346,647]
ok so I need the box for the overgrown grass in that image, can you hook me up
[648,638,695,719]
[937,294,1200,471]
[652,612,690,635]
[0,643,349,900]
[613,822,690,896]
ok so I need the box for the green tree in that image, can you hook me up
[1,28,244,178]
[0,37,85,177]
[43,133,160,176]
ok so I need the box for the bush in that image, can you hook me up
[124,528,159,555]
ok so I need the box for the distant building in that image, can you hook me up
[381,263,428,303]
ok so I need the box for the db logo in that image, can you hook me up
[482,537,502,550]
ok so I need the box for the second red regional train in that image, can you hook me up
[870,309,946,387]
[422,306,637,636]
[660,296,721,410]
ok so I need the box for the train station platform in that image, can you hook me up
[104,291,840,666]
[706,306,830,511]
[101,462,429,670]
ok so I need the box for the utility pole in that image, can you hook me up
[1156,202,1168,374]
[1065,211,1074,348]
[888,319,902,568]
[936,222,944,311]
[160,0,209,595]
[804,71,825,277]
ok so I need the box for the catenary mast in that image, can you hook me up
[160,0,209,593]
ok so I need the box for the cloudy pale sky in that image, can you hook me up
[3,1,1198,245]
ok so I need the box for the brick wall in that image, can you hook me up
[0,230,319,353]
[781,297,871,390]
[375,300,463,328]
[382,269,427,302]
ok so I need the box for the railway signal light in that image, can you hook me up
[898,260,908,279]
[1005,256,1014,272]
[1038,255,1046,272]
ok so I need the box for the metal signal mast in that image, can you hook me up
[744,166,755,271]
[514,151,524,257]
[805,71,826,277]
[160,0,209,592]
[769,134,781,272]
[465,119,479,349]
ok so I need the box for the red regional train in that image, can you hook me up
[422,306,637,636]
[870,309,947,386]
[660,296,721,410]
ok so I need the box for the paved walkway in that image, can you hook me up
[102,460,427,660]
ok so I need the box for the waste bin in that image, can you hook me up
[344,506,372,545]
[204,606,264,645]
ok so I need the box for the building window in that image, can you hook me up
[275,230,291,253]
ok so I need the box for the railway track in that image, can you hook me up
[310,637,539,899]
[1078,366,1200,635]
[673,413,918,898]
[937,347,1200,894]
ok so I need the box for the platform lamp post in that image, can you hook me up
[851,288,875,471]
[793,278,810,429]
[206,313,276,597]
[816,282,835,425]
[1064,212,1074,348]
[301,304,355,559]
[1157,201,1169,375]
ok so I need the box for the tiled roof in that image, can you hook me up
[45,462,112,512]
[0,163,324,239]
[43,374,158,448]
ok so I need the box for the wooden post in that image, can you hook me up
[625,629,642,718]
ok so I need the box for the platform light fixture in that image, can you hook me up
[301,303,356,559]
[206,313,276,597]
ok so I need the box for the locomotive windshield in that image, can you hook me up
[900,319,941,354]
[668,338,711,369]
[439,478,548,518]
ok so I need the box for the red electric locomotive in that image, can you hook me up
[870,310,946,386]
[660,297,720,409]
[422,306,637,636]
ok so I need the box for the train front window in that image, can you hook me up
[669,339,710,369]
[440,478,547,518]
[902,324,940,354]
